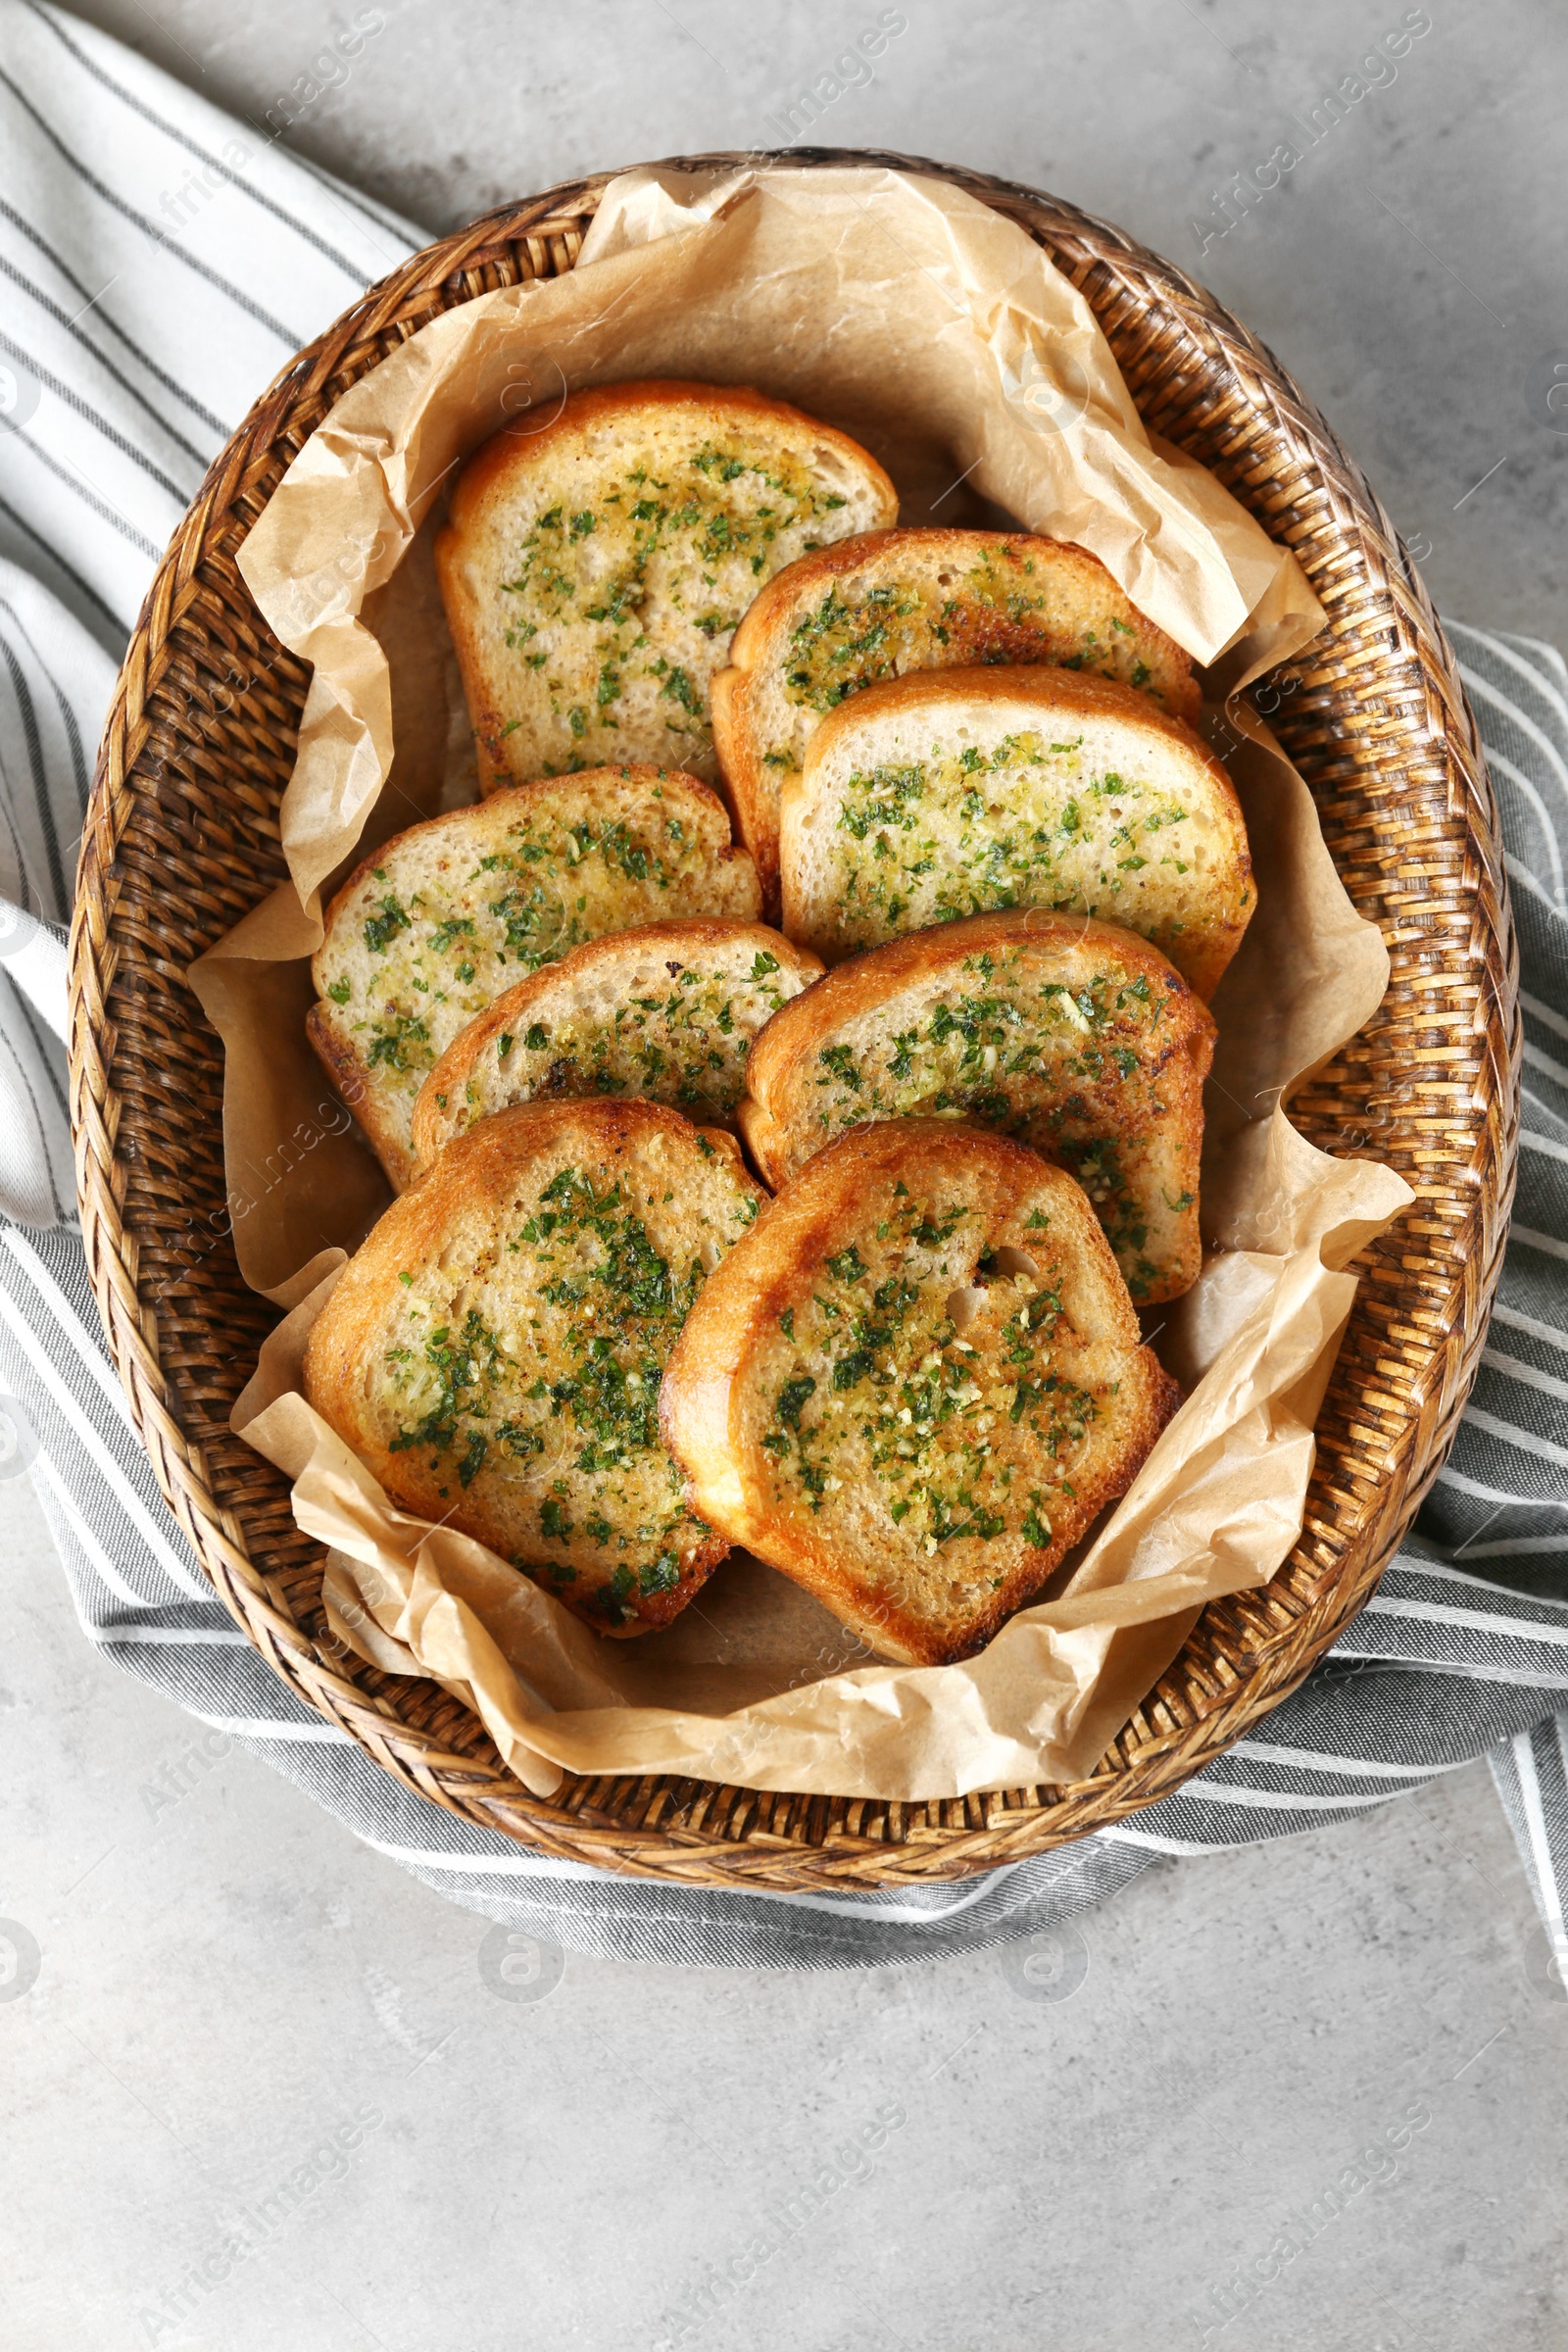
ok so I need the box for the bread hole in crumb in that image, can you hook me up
[990,1246,1040,1283]
[946,1247,1039,1333]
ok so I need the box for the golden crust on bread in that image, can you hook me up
[709,527,1200,903]
[778,665,1251,996]
[659,1121,1180,1666]
[740,909,1215,1304]
[435,380,896,795]
[304,1097,764,1636]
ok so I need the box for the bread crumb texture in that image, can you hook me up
[481,948,784,1113]
[760,1194,1089,1602]
[416,922,818,1161]
[437,386,894,787]
[310,767,757,1185]
[663,1128,1177,1664]
[309,1104,760,1633]
[748,921,1211,1301]
[794,710,1248,981]
[749,533,1196,782]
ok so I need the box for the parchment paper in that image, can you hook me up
[206,161,1411,1799]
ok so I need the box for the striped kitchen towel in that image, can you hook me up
[2,0,1565,1971]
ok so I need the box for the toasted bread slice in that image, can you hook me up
[710,528,1200,900]
[412,919,822,1169]
[779,667,1250,996]
[434,380,896,796]
[660,1121,1179,1666]
[304,1098,764,1636]
[739,910,1214,1304]
[309,765,760,1189]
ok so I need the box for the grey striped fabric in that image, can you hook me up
[3,0,1566,1973]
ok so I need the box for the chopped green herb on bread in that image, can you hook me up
[779,665,1251,995]
[739,910,1214,1303]
[308,765,760,1189]
[413,919,822,1169]
[435,380,896,796]
[304,1098,764,1635]
[710,528,1200,901]
[659,1120,1179,1666]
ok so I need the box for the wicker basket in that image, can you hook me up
[68,153,1519,1890]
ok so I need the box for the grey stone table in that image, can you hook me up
[12,4,1568,2345]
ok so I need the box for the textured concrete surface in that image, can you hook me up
[5,1475,1560,2351]
[67,0,1568,637]
[10,4,1568,2346]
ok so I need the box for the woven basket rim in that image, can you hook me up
[67,152,1519,1888]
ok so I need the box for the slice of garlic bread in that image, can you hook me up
[710,528,1200,900]
[304,1098,764,1636]
[309,765,760,1189]
[659,1121,1179,1666]
[739,910,1214,1304]
[779,667,1250,995]
[412,919,822,1169]
[435,380,896,797]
